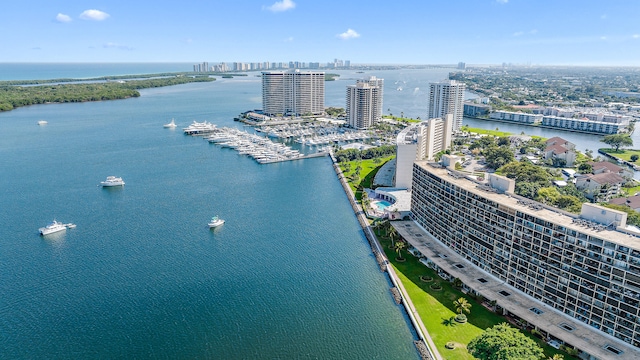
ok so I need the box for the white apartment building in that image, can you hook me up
[345,76,384,129]
[490,110,543,124]
[261,70,325,117]
[407,162,640,359]
[394,115,453,189]
[428,80,466,132]
[542,116,624,134]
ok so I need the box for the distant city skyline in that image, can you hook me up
[3,0,640,66]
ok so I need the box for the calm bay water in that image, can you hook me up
[1,64,633,359]
[0,65,421,359]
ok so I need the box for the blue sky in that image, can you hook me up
[2,0,640,65]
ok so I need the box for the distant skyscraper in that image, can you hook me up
[428,80,466,131]
[262,70,325,117]
[346,76,384,129]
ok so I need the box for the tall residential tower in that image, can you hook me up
[346,76,384,129]
[262,70,325,117]
[428,80,466,132]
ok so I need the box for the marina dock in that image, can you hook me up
[188,126,329,164]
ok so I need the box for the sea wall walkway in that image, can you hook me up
[329,152,441,360]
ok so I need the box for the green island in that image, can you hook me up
[325,73,340,81]
[0,75,219,112]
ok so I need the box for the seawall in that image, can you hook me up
[329,152,441,360]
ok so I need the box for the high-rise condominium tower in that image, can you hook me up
[346,76,384,129]
[261,70,325,117]
[428,80,465,131]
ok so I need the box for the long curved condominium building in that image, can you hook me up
[261,70,325,117]
[402,160,640,359]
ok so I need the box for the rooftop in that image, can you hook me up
[415,162,640,247]
[393,220,640,360]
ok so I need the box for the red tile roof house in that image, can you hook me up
[589,161,634,180]
[544,137,576,167]
[609,195,640,212]
[576,172,625,202]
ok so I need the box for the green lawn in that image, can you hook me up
[339,155,394,199]
[465,127,545,140]
[375,231,575,359]
[600,148,640,162]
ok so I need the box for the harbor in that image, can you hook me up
[183,119,377,164]
[203,126,329,164]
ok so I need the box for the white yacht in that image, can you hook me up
[39,220,67,235]
[100,176,125,187]
[163,119,177,128]
[208,216,225,228]
[37,120,48,125]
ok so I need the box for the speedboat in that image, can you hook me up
[163,119,177,128]
[39,220,67,235]
[37,120,48,125]
[208,216,225,228]
[100,176,125,187]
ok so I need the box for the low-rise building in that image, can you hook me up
[610,195,640,211]
[575,172,625,202]
[490,110,543,124]
[543,137,576,167]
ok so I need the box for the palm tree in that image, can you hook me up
[394,241,406,260]
[454,297,472,318]
[548,354,564,360]
[388,225,399,247]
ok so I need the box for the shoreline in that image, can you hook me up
[328,151,441,360]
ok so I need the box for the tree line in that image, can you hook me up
[0,76,216,112]
[334,145,396,163]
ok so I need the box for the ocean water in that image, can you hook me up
[0,66,422,359]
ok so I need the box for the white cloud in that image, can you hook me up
[496,0,508,3]
[264,0,295,12]
[338,29,360,40]
[79,9,110,21]
[633,34,640,39]
[601,14,608,20]
[600,36,607,40]
[104,42,133,51]
[529,29,538,35]
[513,31,524,37]
[284,36,294,42]
[56,13,72,23]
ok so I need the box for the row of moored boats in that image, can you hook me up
[207,127,304,163]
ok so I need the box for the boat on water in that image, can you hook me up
[100,176,125,187]
[208,216,225,228]
[37,120,48,125]
[39,220,67,235]
[163,119,177,128]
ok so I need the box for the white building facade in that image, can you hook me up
[261,70,325,117]
[428,80,466,132]
[346,76,384,129]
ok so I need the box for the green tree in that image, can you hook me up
[467,323,545,360]
[454,297,471,316]
[388,225,399,247]
[394,241,406,260]
[578,163,592,174]
[536,187,560,205]
[484,146,515,169]
[632,154,639,162]
[601,134,633,152]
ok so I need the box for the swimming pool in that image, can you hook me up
[373,200,392,211]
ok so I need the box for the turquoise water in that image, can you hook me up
[0,67,422,359]
[374,200,392,211]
